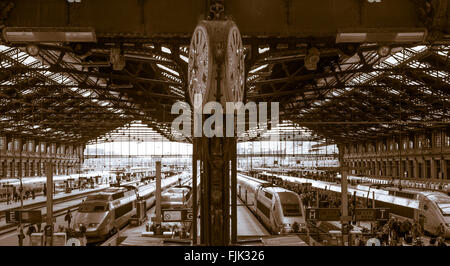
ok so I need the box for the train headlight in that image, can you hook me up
[446,223,450,227]
[283,223,292,232]
[88,223,99,228]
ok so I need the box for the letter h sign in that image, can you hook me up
[307,209,317,221]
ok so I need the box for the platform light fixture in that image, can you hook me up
[25,44,40,56]
[336,28,427,43]
[3,27,97,43]
[304,47,320,71]
[377,45,391,57]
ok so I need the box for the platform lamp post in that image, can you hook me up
[18,138,25,246]
[338,144,351,246]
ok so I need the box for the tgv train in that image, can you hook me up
[237,174,306,234]
[256,171,450,238]
[72,173,190,241]
[137,173,191,211]
[0,171,108,196]
[161,185,192,209]
[73,186,137,242]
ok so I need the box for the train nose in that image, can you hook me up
[73,212,107,231]
[282,223,293,233]
[282,218,306,233]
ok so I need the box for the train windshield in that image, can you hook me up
[167,188,189,194]
[278,192,302,217]
[78,203,109,212]
[86,194,110,201]
[437,203,450,216]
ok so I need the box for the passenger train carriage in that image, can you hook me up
[237,174,306,234]
[255,171,450,238]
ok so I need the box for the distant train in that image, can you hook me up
[237,174,306,234]
[0,171,108,198]
[161,185,192,209]
[137,173,191,212]
[255,171,450,238]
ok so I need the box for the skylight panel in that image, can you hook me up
[161,46,172,54]
[436,50,448,57]
[1,61,11,67]
[23,56,37,65]
[157,64,179,76]
[411,45,427,52]
[258,47,270,54]
[389,89,400,95]
[422,88,433,95]
[22,89,33,95]
[180,54,189,63]
[384,56,398,66]
[249,64,268,74]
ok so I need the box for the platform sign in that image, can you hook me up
[305,208,341,221]
[354,208,390,221]
[162,210,182,222]
[23,210,41,223]
[5,210,42,224]
[5,211,16,223]
[20,210,42,223]
[162,209,193,222]
[185,209,193,221]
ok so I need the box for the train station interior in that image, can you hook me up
[0,0,449,247]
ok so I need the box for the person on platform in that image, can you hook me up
[411,222,418,239]
[18,227,25,246]
[6,192,10,205]
[26,224,36,246]
[354,235,361,246]
[437,223,446,238]
[79,223,86,235]
[64,209,73,229]
[31,189,35,200]
[36,222,42,232]
[390,218,399,241]
[428,237,437,246]
[437,237,447,247]
[418,215,425,235]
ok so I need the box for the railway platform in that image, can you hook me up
[0,184,110,213]
[109,195,309,246]
[119,232,309,246]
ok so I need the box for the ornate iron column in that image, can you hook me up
[188,1,244,245]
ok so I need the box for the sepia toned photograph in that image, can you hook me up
[0,0,448,259]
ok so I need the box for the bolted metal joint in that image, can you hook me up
[208,0,225,20]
